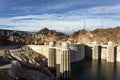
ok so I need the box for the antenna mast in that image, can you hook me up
[84,19,85,30]
[101,18,103,27]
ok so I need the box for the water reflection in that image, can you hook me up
[91,60,115,80]
[115,62,120,80]
[71,59,120,80]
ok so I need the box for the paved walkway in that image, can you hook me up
[0,64,12,69]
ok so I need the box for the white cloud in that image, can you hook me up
[10,1,80,13]
[0,4,120,33]
[9,14,55,20]
[0,14,120,33]
[69,4,120,15]
[88,5,120,14]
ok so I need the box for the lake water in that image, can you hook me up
[1,58,120,80]
[71,59,120,80]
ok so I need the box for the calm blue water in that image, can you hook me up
[71,59,120,80]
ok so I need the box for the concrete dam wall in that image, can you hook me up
[27,41,120,79]
[28,41,120,63]
[28,42,85,79]
[27,43,85,63]
[86,41,120,63]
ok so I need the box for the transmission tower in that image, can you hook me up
[84,19,86,30]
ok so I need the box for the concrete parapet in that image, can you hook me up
[60,42,71,79]
[56,49,61,64]
[108,41,113,46]
[93,41,97,45]
[86,41,116,63]
[92,44,99,59]
[117,46,120,62]
[61,42,69,50]
[48,48,56,69]
[48,41,56,69]
[56,49,61,79]
[106,44,114,62]
[49,41,55,47]
[101,46,107,59]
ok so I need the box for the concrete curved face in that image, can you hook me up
[27,45,49,59]
[61,42,69,49]
[27,43,85,63]
[70,44,85,62]
[49,41,55,47]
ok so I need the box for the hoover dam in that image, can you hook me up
[0,40,120,80]
[1,28,120,80]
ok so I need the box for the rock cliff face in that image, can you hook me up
[0,29,33,45]
[69,27,120,44]
[0,27,120,45]
[35,28,68,44]
[0,28,68,45]
[68,29,92,43]
[0,46,54,80]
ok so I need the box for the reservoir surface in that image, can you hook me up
[71,59,120,80]
[1,59,120,80]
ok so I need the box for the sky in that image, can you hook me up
[0,0,120,33]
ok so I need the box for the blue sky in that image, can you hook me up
[0,0,120,33]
